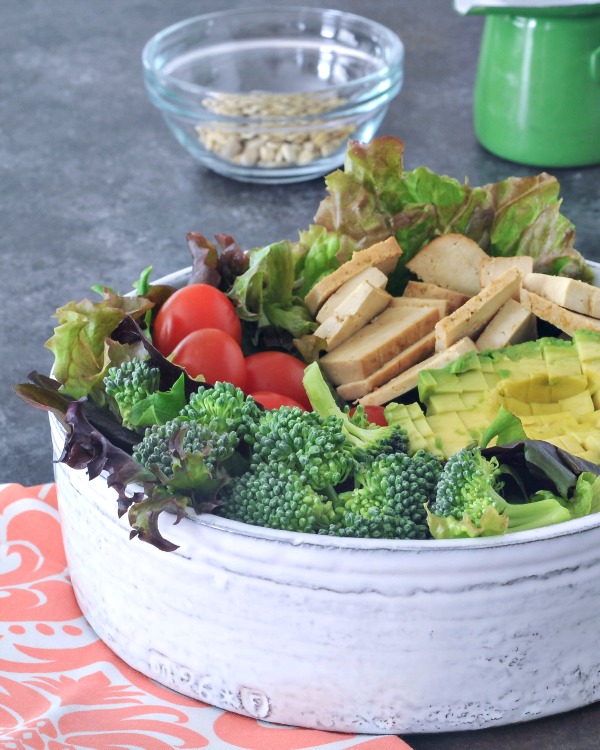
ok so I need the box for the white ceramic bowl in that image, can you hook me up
[52,424,600,734]
[51,262,600,734]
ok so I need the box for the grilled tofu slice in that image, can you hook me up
[523,273,600,319]
[389,296,450,317]
[319,305,441,385]
[304,236,402,315]
[520,289,600,336]
[358,337,477,406]
[314,283,392,351]
[316,266,388,323]
[402,280,469,313]
[475,298,537,351]
[480,256,534,287]
[435,267,521,351]
[406,234,488,297]
[337,331,436,401]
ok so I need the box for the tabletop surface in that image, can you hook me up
[2,1,600,747]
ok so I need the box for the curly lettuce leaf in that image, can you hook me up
[296,225,358,297]
[228,240,316,342]
[307,136,592,294]
[46,293,153,401]
[60,400,190,552]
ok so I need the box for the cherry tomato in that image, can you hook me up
[244,351,311,410]
[153,284,242,356]
[250,391,306,410]
[349,405,388,426]
[170,328,246,389]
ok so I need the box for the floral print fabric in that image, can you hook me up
[0,484,412,750]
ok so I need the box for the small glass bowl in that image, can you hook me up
[142,6,404,184]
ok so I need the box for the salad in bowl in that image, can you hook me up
[14,137,600,733]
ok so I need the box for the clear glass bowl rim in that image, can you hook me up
[142,5,405,107]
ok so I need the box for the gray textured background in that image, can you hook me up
[2,3,600,744]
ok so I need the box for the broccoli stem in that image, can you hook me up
[503,496,571,533]
[302,362,341,419]
[303,362,369,447]
[471,468,571,532]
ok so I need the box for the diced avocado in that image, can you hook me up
[417,370,438,401]
[384,402,433,454]
[573,329,600,362]
[484,372,501,387]
[502,339,544,362]
[427,392,467,415]
[446,350,482,375]
[580,449,600,463]
[582,433,600,454]
[576,410,600,427]
[547,358,582,379]
[502,397,532,416]
[559,390,595,418]
[523,412,578,426]
[461,391,487,409]
[584,366,600,390]
[497,378,533,402]
[555,433,585,456]
[529,401,563,416]
[425,370,463,395]
[406,333,600,460]
[478,354,497,374]
[427,413,473,458]
[549,375,589,401]
[540,337,576,363]
[458,370,489,392]
[526,373,554,403]
[455,411,487,441]
[547,436,568,451]
[405,401,427,420]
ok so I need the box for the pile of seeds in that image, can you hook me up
[195,91,355,169]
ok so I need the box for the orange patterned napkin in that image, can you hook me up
[0,483,414,750]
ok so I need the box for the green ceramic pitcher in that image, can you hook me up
[470,4,600,166]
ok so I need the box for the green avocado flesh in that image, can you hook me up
[385,330,600,461]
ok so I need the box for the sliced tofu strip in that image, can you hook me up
[475,298,538,351]
[403,280,469,313]
[337,331,436,401]
[304,236,402,315]
[389,296,450,317]
[520,289,600,336]
[435,267,521,351]
[319,305,441,386]
[523,273,600,318]
[406,234,488,297]
[316,266,388,323]
[314,283,392,351]
[358,337,477,406]
[480,255,534,287]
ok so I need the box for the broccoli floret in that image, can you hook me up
[104,359,160,429]
[133,417,240,503]
[180,381,262,440]
[220,461,342,533]
[327,450,442,540]
[427,445,572,539]
[303,362,408,460]
[246,405,355,491]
